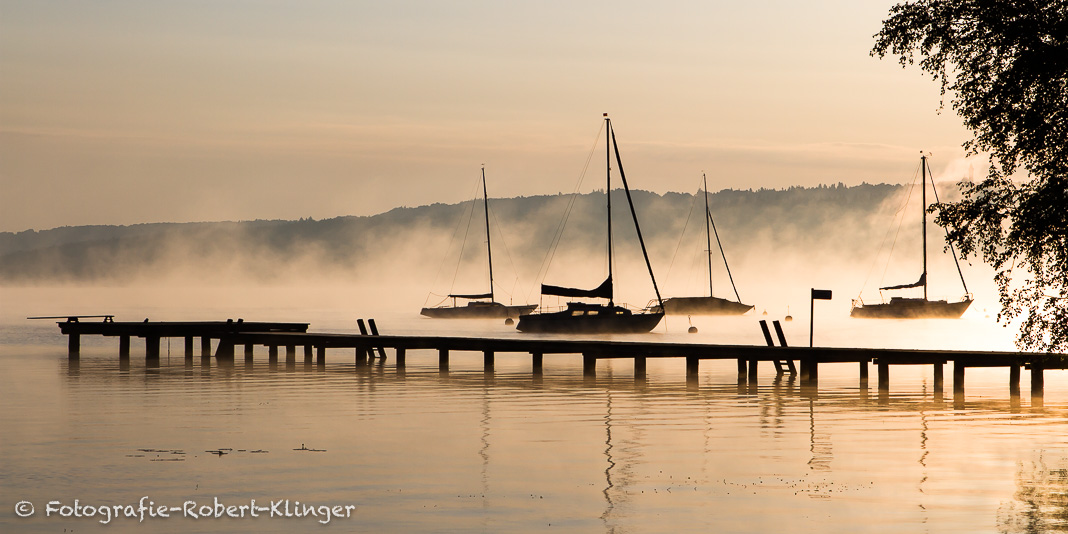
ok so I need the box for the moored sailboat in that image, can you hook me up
[658,173,754,316]
[850,154,973,319]
[516,114,664,334]
[421,167,537,319]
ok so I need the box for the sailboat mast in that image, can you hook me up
[703,174,714,298]
[606,114,614,306]
[482,166,495,303]
[921,153,928,301]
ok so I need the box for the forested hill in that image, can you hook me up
[0,183,907,284]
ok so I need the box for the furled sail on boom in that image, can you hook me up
[540,278,613,299]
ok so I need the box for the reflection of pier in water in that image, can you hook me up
[50,316,1068,403]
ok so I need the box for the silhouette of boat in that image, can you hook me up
[516,114,664,334]
[656,174,754,316]
[850,154,973,319]
[421,167,537,319]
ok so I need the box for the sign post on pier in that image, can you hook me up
[810,288,832,347]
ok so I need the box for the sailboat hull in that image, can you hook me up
[421,303,537,319]
[516,304,663,334]
[659,296,754,315]
[850,297,972,319]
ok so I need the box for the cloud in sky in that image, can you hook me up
[0,0,974,232]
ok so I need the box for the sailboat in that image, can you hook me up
[420,167,537,319]
[657,174,754,315]
[850,154,973,319]
[516,114,664,334]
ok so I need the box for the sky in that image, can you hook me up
[0,0,978,233]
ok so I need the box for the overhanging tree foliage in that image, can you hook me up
[872,0,1068,352]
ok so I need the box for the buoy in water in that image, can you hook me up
[785,306,793,322]
[762,309,768,316]
[504,317,514,326]
[688,326,698,334]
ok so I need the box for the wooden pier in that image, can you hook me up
[44,316,1068,399]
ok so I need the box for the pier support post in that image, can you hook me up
[355,347,367,366]
[686,357,699,378]
[285,345,296,363]
[747,358,758,382]
[245,344,254,363]
[439,349,449,372]
[268,345,278,362]
[532,352,543,374]
[184,336,194,358]
[317,346,326,365]
[933,363,944,393]
[215,340,235,361]
[395,348,405,368]
[305,345,313,363]
[800,359,818,382]
[859,361,868,382]
[953,361,965,395]
[583,355,596,377]
[878,362,889,391]
[634,356,647,380]
[736,359,747,379]
[67,334,80,358]
[201,337,211,357]
[483,351,494,371]
[119,336,131,360]
[1010,364,1021,396]
[146,336,161,360]
[1031,362,1044,398]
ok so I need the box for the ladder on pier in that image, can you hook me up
[759,320,796,374]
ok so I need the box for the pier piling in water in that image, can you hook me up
[119,336,130,359]
[583,355,596,377]
[1010,364,1021,396]
[634,356,647,379]
[954,362,965,394]
[439,348,449,372]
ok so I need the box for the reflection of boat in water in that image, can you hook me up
[421,167,536,319]
[656,173,753,316]
[516,114,664,334]
[850,154,973,319]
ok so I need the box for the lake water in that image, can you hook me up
[2,286,1065,533]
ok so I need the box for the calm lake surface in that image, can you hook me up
[2,286,1066,533]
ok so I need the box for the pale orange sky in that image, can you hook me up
[0,1,974,232]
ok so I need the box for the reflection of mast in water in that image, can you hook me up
[601,388,616,524]
[480,385,491,519]
[918,408,929,519]
[807,399,832,471]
